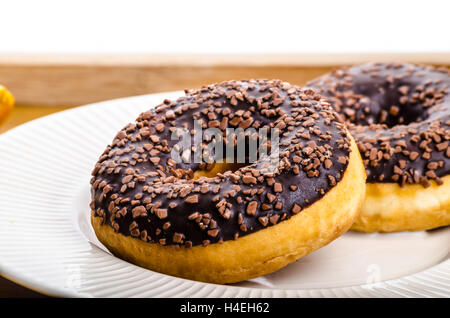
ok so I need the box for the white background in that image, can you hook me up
[0,0,449,53]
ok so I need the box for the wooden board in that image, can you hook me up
[0,53,449,107]
[0,276,47,298]
[0,105,69,134]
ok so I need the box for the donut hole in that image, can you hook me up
[192,134,266,179]
[341,88,430,128]
[193,161,248,179]
[384,105,427,127]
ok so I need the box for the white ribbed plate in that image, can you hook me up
[0,92,449,298]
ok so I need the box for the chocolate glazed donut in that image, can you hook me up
[308,63,450,232]
[91,80,366,283]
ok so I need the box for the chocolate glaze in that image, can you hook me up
[308,63,450,186]
[91,80,351,247]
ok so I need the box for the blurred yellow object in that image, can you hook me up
[0,85,15,126]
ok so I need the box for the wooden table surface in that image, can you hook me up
[0,105,69,134]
